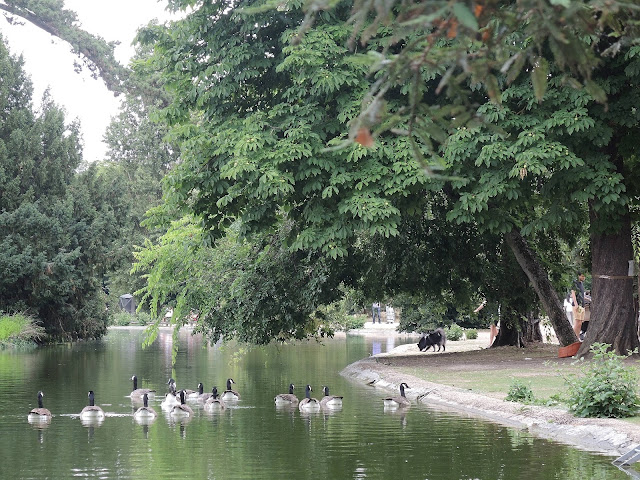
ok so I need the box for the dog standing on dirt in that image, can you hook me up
[417,328,446,352]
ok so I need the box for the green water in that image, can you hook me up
[0,328,633,479]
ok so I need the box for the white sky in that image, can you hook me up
[0,0,175,161]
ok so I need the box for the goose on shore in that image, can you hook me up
[28,391,52,421]
[274,383,299,406]
[298,385,321,412]
[130,375,156,399]
[80,391,105,420]
[221,378,240,401]
[204,387,225,411]
[320,386,343,408]
[134,393,157,420]
[383,383,411,408]
[170,390,194,418]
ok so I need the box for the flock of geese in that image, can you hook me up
[28,375,412,424]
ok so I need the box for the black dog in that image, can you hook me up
[417,328,446,352]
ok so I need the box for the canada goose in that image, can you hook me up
[274,383,299,405]
[170,390,194,418]
[133,393,157,420]
[192,382,214,402]
[130,375,156,399]
[320,386,343,408]
[28,391,52,421]
[204,387,225,411]
[161,382,179,410]
[298,385,321,412]
[383,383,411,408]
[80,391,105,420]
[221,378,240,401]
[169,378,196,398]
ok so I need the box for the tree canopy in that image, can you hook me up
[0,34,121,339]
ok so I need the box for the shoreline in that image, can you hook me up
[341,353,640,459]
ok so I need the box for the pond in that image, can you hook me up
[0,328,633,479]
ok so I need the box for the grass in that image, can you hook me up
[391,342,640,420]
[0,313,46,347]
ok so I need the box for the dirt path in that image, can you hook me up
[341,324,640,458]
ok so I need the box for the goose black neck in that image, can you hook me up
[289,384,295,394]
[400,384,406,397]
[88,391,95,406]
[37,392,44,409]
[226,379,233,390]
[305,385,312,399]
[212,387,218,399]
[198,383,204,395]
[132,376,138,390]
[143,393,149,407]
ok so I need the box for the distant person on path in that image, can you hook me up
[474,300,499,347]
[372,302,381,323]
[571,272,586,338]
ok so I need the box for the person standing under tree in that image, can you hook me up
[372,302,381,323]
[571,272,586,338]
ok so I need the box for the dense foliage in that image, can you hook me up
[565,343,640,418]
[133,218,342,345]
[0,36,115,339]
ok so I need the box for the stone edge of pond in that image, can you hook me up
[341,356,640,459]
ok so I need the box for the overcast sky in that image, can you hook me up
[0,0,175,161]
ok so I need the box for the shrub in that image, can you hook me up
[465,328,478,340]
[111,312,132,326]
[506,379,535,403]
[445,323,464,341]
[0,312,46,347]
[344,315,366,330]
[565,343,640,418]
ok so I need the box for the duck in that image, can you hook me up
[221,378,240,401]
[274,383,299,406]
[298,385,321,412]
[130,375,156,399]
[28,391,52,421]
[320,386,343,408]
[204,387,225,411]
[383,383,411,408]
[133,393,157,420]
[80,391,105,420]
[170,390,194,418]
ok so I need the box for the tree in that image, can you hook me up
[0,0,129,94]
[0,35,117,339]
[132,218,341,346]
[98,44,179,303]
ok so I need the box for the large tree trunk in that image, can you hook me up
[523,311,543,343]
[505,229,578,346]
[578,210,639,356]
[493,308,525,347]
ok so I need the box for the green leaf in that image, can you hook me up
[452,3,478,31]
[584,79,607,103]
[531,58,549,101]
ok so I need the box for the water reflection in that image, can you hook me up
[0,330,630,480]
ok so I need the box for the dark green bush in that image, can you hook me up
[565,343,640,418]
[465,328,478,340]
